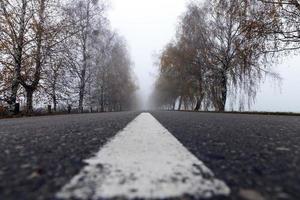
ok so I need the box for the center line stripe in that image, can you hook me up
[56,113,230,199]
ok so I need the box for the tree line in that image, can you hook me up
[151,0,300,111]
[0,0,137,114]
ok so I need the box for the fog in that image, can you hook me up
[109,0,300,112]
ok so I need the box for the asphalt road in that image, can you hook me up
[0,112,140,200]
[151,111,300,200]
[1,111,300,200]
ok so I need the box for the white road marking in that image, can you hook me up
[56,113,230,199]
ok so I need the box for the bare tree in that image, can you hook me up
[64,0,106,113]
[89,32,137,112]
[0,0,32,112]
[177,3,215,111]
[153,0,278,112]
[43,45,71,112]
[0,0,138,115]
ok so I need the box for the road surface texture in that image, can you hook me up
[151,111,300,200]
[0,111,300,200]
[0,112,140,200]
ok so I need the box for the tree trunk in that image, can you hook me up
[78,53,87,113]
[52,94,57,112]
[9,80,19,114]
[79,82,85,113]
[52,73,57,112]
[100,86,104,112]
[194,98,202,111]
[195,92,205,111]
[172,100,176,110]
[178,96,183,111]
[26,89,34,114]
[8,0,27,115]
[78,5,90,113]
[19,0,44,115]
[9,43,22,115]
[218,71,227,112]
[79,91,84,113]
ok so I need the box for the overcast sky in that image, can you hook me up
[108,0,300,112]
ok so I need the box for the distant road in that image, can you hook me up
[0,111,299,200]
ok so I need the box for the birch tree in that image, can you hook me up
[64,0,106,113]
[154,0,277,111]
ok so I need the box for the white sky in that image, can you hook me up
[108,0,300,112]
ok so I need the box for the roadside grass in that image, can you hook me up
[0,110,100,120]
[0,110,133,120]
[0,111,73,120]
